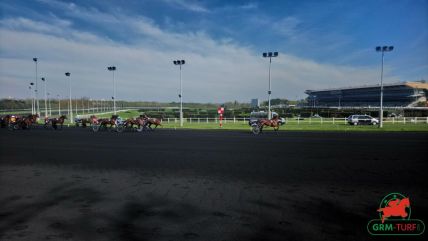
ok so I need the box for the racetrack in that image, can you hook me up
[1,128,427,240]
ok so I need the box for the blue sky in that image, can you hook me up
[0,0,427,102]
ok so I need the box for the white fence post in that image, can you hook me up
[333,117,335,124]
[233,117,236,123]
[426,117,428,124]
[206,117,209,123]
[404,117,406,124]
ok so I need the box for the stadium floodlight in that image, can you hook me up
[41,77,48,118]
[65,72,73,123]
[33,58,40,116]
[107,66,117,114]
[262,51,279,119]
[173,59,186,127]
[375,45,394,128]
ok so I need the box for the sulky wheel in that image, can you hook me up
[251,124,261,135]
[92,124,100,132]
[116,124,124,133]
[136,125,144,132]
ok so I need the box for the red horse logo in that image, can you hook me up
[377,197,410,223]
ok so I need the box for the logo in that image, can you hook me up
[367,193,425,235]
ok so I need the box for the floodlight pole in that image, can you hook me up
[107,66,117,114]
[262,52,278,119]
[173,60,185,127]
[47,92,52,116]
[268,57,272,119]
[29,84,35,114]
[376,46,394,128]
[65,72,72,123]
[57,94,61,116]
[33,58,40,116]
[42,77,48,117]
[180,64,183,127]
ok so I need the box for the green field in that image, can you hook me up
[38,109,428,132]
[101,110,428,132]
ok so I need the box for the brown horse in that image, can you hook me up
[15,114,38,130]
[75,117,91,127]
[123,118,139,128]
[45,115,67,130]
[145,116,162,130]
[90,115,99,125]
[258,115,281,132]
[99,115,119,128]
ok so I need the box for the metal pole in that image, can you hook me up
[113,70,116,114]
[180,64,183,127]
[33,89,35,114]
[68,75,73,123]
[43,78,48,117]
[268,57,272,119]
[29,86,34,114]
[57,95,61,116]
[379,51,384,128]
[35,60,40,116]
[47,93,51,116]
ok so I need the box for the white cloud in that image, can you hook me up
[272,16,301,38]
[0,7,396,102]
[162,0,210,13]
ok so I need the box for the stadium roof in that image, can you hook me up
[305,81,428,94]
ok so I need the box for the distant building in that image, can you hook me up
[250,98,259,108]
[305,81,428,107]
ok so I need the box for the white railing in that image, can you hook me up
[160,117,428,124]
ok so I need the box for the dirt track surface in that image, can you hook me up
[1,128,427,240]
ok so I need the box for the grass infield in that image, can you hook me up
[31,109,428,132]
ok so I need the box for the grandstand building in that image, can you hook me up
[305,81,428,107]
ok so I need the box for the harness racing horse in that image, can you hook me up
[92,115,123,132]
[1,115,12,128]
[138,114,161,131]
[123,118,139,129]
[11,114,38,130]
[45,115,67,130]
[75,117,91,127]
[252,115,281,134]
